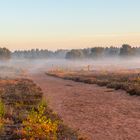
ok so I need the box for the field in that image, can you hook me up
[0,66,78,140]
[44,68,140,139]
[1,0,140,139]
[0,62,140,140]
[47,68,140,96]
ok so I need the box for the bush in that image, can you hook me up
[128,86,140,96]
[107,82,123,90]
[0,100,5,118]
[0,100,5,133]
[18,103,58,139]
[96,80,109,86]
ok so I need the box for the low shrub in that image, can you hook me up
[18,103,58,140]
[0,100,5,134]
[96,80,109,86]
[0,100,5,118]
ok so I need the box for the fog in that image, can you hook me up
[0,57,140,78]
[15,57,140,71]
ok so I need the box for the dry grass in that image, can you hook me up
[0,77,78,139]
[47,69,140,96]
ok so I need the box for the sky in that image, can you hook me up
[0,0,140,51]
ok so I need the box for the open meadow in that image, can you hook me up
[0,58,140,140]
[1,0,140,139]
[0,65,78,140]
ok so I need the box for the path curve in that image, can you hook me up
[30,72,140,140]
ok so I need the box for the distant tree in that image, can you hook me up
[90,47,105,58]
[120,44,134,56]
[0,47,11,60]
[82,48,91,58]
[54,49,69,58]
[66,49,84,59]
[107,46,119,56]
[134,47,140,56]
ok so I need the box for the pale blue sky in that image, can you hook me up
[0,0,140,50]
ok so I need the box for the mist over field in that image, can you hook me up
[0,45,140,79]
[0,57,140,77]
[16,57,140,72]
[4,44,138,74]
[1,0,140,139]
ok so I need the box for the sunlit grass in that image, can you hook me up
[0,100,5,134]
[18,102,58,140]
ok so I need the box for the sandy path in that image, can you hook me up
[30,72,140,140]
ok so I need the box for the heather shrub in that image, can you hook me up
[0,100,5,134]
[18,103,58,140]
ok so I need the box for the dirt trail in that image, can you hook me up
[30,72,140,140]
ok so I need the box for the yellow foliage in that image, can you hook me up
[0,118,4,132]
[0,100,5,118]
[19,104,58,140]
[0,100,5,134]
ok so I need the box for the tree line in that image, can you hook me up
[0,44,140,60]
[13,44,140,59]
[12,49,68,59]
[0,47,11,60]
[66,44,140,59]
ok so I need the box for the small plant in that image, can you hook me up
[18,103,58,140]
[0,100,5,118]
[0,100,5,133]
[0,118,4,134]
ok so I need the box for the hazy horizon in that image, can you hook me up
[0,0,140,51]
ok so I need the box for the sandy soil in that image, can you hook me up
[30,72,140,140]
